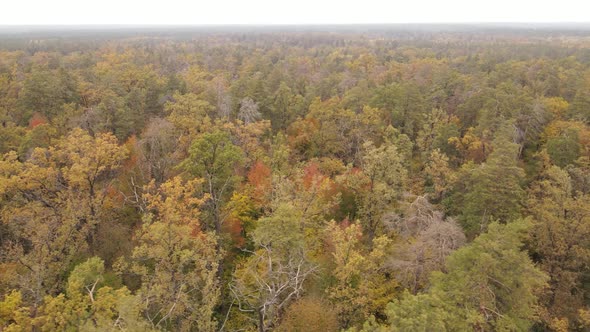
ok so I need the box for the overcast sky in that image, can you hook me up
[1,0,589,25]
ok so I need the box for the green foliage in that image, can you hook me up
[230,203,316,332]
[382,291,453,332]
[382,221,547,331]
[369,82,427,138]
[184,129,243,187]
[19,68,79,122]
[252,203,304,253]
[546,129,581,168]
[527,156,590,329]
[0,28,587,331]
[181,128,244,234]
[38,257,152,332]
[458,126,526,236]
[348,140,407,242]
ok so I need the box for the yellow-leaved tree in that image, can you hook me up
[0,128,127,309]
[324,221,396,329]
[120,177,221,331]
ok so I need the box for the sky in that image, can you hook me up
[1,0,589,25]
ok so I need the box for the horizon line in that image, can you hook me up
[2,22,590,26]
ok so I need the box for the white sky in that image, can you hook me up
[1,0,589,25]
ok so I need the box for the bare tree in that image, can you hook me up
[238,97,261,124]
[120,118,178,213]
[138,118,177,183]
[384,195,442,237]
[387,196,465,293]
[211,77,233,119]
[229,245,317,332]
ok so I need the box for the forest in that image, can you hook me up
[0,25,589,331]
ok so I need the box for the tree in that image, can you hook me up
[324,221,396,329]
[287,97,359,162]
[0,291,33,331]
[459,125,525,236]
[380,221,547,331]
[369,82,427,139]
[0,115,25,155]
[416,108,460,159]
[181,128,244,236]
[183,65,211,97]
[269,82,305,132]
[448,127,492,164]
[424,149,456,202]
[18,121,59,158]
[82,89,136,139]
[208,76,233,119]
[247,161,272,205]
[387,196,465,294]
[0,128,127,308]
[136,117,178,183]
[569,88,590,123]
[19,68,79,122]
[229,204,317,332]
[37,257,152,331]
[527,154,590,330]
[276,297,339,332]
[121,177,220,331]
[359,291,453,332]
[347,140,406,243]
[546,128,581,168]
[164,92,213,148]
[238,97,262,124]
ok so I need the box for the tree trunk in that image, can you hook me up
[258,309,265,332]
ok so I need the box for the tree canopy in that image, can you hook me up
[0,26,589,331]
